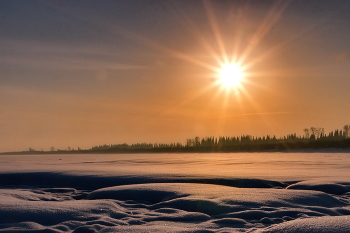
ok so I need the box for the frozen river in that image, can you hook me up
[1,152,350,180]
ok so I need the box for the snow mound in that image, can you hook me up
[260,215,350,233]
[287,180,350,195]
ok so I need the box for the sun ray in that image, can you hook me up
[240,11,332,75]
[203,0,229,65]
[165,1,225,66]
[62,12,219,73]
[230,6,249,67]
[238,0,291,66]
[110,26,218,72]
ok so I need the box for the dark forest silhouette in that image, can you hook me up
[5,125,350,154]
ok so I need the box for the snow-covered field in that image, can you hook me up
[0,152,349,232]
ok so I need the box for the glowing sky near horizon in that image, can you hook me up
[1,0,350,152]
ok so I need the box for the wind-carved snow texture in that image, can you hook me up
[0,153,349,232]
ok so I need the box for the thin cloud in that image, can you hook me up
[217,111,291,119]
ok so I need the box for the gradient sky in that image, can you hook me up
[1,0,350,152]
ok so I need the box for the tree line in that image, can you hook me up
[5,124,350,154]
[87,124,350,153]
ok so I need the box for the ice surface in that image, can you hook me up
[0,152,349,232]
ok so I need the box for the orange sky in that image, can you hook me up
[1,1,350,152]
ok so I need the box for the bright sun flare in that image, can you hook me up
[218,63,243,88]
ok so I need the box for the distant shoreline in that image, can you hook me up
[2,147,350,155]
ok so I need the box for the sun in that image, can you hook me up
[218,63,243,88]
